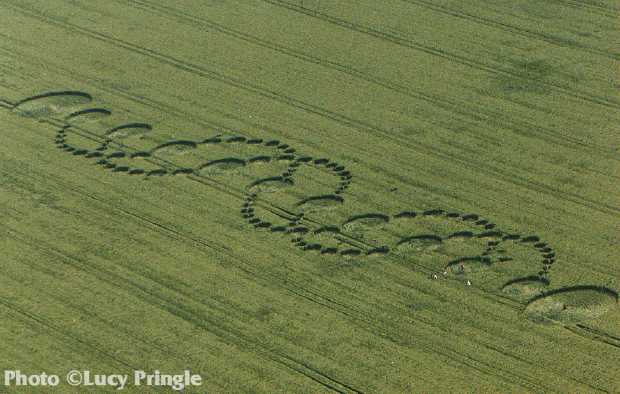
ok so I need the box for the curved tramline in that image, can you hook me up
[7,90,618,325]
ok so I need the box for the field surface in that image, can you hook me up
[0,1,619,392]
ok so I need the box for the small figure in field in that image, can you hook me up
[466,280,472,286]
[432,273,438,280]
[460,264,465,273]
[442,270,448,276]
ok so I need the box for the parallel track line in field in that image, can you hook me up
[0,295,138,370]
[6,119,606,392]
[39,117,610,291]
[4,228,361,393]
[552,0,619,18]
[2,3,616,394]
[3,42,613,241]
[6,224,549,393]
[2,265,184,361]
[2,6,618,219]
[3,50,616,285]
[260,0,619,109]
[397,0,618,60]
[3,55,615,282]
[565,325,620,350]
[126,0,619,161]
[2,150,562,392]
[2,112,609,391]
[5,216,510,392]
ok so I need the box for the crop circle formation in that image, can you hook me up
[9,90,618,325]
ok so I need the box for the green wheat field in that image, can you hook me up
[0,1,619,392]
